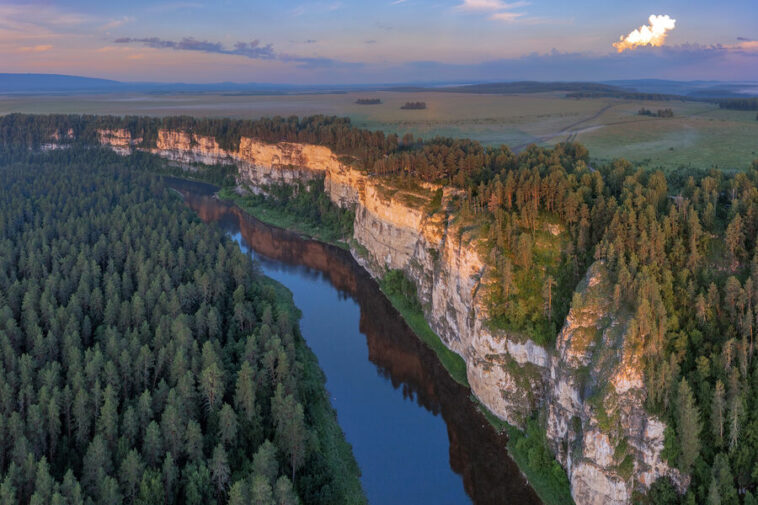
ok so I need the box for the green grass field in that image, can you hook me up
[1,90,756,170]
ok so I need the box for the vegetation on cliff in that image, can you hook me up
[218,178,354,247]
[380,270,469,387]
[478,405,574,505]
[465,153,758,505]
[0,148,365,505]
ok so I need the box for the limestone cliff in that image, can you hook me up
[97,129,141,156]
[100,128,334,187]
[94,128,683,505]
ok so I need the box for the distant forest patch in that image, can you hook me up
[567,91,686,101]
[716,97,758,110]
[355,98,382,105]
[638,108,674,118]
[389,81,622,95]
[400,102,426,110]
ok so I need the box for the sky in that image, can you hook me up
[0,0,757,83]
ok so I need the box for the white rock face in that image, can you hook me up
[94,128,686,505]
[97,129,141,156]
[571,462,629,505]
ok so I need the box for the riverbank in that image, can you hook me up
[378,270,469,387]
[263,278,367,504]
[477,404,574,505]
[217,185,352,248]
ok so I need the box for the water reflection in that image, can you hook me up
[169,178,540,505]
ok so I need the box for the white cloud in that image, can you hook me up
[489,11,523,22]
[457,0,528,12]
[101,16,135,31]
[456,0,532,23]
[18,44,53,52]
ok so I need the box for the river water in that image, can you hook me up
[168,177,541,505]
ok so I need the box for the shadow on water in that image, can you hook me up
[167,177,541,505]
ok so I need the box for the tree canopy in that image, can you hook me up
[0,148,364,505]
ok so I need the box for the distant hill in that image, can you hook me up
[388,81,626,94]
[604,79,758,98]
[2,73,755,99]
[388,80,758,100]
[0,73,351,95]
[0,73,125,93]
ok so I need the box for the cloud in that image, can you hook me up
[735,40,758,51]
[146,2,204,12]
[457,0,527,11]
[0,4,93,32]
[613,14,676,53]
[388,44,758,82]
[291,2,342,16]
[279,54,363,69]
[455,0,534,23]
[115,37,276,59]
[737,37,754,42]
[101,16,135,31]
[17,44,53,53]
[114,35,362,69]
[489,11,522,22]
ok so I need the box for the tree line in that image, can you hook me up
[717,98,758,111]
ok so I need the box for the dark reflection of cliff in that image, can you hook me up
[169,178,541,505]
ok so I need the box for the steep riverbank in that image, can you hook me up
[93,128,683,505]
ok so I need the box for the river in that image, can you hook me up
[168,177,541,505]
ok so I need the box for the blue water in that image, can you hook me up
[239,244,470,505]
[171,177,541,505]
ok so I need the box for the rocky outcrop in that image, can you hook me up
[544,262,686,505]
[99,128,334,186]
[94,128,684,505]
[97,129,142,156]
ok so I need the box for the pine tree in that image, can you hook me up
[711,380,725,448]
[252,440,279,486]
[249,474,275,505]
[543,275,556,318]
[210,444,230,495]
[228,481,247,505]
[218,403,238,447]
[274,476,300,505]
[200,363,224,413]
[676,378,701,472]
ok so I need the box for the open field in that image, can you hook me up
[1,90,756,171]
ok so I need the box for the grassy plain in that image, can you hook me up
[1,90,756,170]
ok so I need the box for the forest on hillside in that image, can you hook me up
[0,148,364,505]
[2,114,758,504]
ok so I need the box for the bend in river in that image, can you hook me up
[169,177,541,505]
